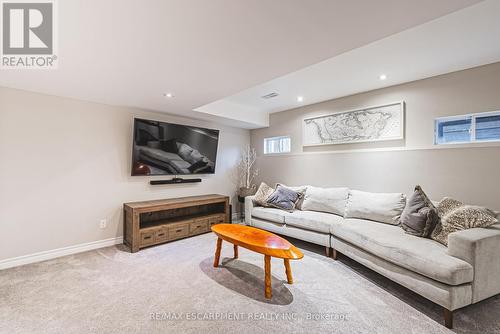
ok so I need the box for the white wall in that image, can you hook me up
[0,87,249,261]
[251,62,500,210]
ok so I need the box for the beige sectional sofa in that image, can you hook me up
[245,189,500,329]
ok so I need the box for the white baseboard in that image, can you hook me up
[0,236,123,270]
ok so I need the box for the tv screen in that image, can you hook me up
[131,118,219,176]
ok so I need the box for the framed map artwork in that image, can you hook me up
[302,102,405,146]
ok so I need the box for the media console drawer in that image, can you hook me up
[140,230,155,247]
[209,214,225,226]
[124,194,230,252]
[168,223,190,240]
[190,219,209,235]
[155,228,168,243]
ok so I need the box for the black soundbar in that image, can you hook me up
[150,177,202,185]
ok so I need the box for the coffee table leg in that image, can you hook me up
[264,255,272,299]
[213,237,222,267]
[284,259,293,284]
[233,244,238,259]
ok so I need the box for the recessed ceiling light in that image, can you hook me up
[297,96,304,102]
[379,74,387,80]
[163,93,174,98]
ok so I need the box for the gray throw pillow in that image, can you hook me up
[400,185,438,237]
[279,184,307,209]
[265,184,302,212]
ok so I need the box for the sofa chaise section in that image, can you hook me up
[331,222,500,328]
[331,218,473,286]
[332,237,473,312]
[245,189,500,329]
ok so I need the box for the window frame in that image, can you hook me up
[263,135,291,155]
[434,110,500,145]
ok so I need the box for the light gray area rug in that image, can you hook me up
[1,233,499,334]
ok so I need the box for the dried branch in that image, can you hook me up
[237,144,258,190]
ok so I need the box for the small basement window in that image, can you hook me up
[435,111,500,145]
[264,136,291,154]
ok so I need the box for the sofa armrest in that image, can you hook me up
[245,196,256,226]
[447,224,500,303]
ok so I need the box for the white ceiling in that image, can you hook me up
[0,0,490,129]
[199,0,500,127]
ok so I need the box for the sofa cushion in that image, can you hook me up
[345,190,406,225]
[285,210,344,234]
[332,219,473,285]
[301,186,349,216]
[251,207,288,224]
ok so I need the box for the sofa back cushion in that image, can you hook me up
[345,190,406,225]
[301,186,349,216]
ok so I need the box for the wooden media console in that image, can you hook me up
[124,194,230,252]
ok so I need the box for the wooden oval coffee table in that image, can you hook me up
[211,224,304,299]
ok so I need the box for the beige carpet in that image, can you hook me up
[1,232,499,334]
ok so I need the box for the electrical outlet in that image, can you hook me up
[99,219,107,229]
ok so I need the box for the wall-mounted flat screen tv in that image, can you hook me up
[132,118,219,176]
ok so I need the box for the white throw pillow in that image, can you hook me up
[301,186,349,216]
[345,190,406,225]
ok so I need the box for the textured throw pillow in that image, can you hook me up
[431,197,499,246]
[344,190,406,225]
[265,184,302,212]
[253,182,274,207]
[400,185,439,237]
[301,186,349,216]
[437,197,463,217]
